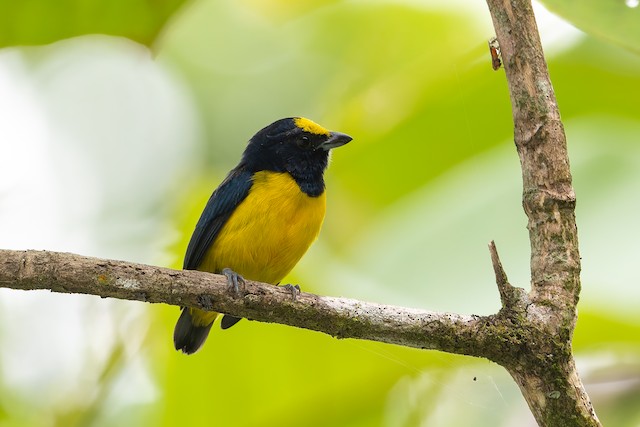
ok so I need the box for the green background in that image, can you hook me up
[0,0,639,426]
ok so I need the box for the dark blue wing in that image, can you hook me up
[183,167,253,270]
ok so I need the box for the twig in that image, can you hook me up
[488,240,512,306]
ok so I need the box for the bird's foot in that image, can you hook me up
[222,268,245,297]
[281,284,301,301]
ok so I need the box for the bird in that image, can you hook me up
[173,117,352,354]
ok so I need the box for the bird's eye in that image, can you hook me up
[298,135,311,148]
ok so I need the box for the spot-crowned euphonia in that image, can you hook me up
[173,117,352,354]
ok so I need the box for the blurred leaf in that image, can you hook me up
[0,0,188,48]
[574,311,640,350]
[549,37,640,115]
[539,0,640,54]
[241,0,343,22]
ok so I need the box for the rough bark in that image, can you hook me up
[486,0,600,425]
[0,249,508,358]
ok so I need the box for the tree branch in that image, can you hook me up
[0,249,493,356]
[488,240,524,308]
[486,0,599,425]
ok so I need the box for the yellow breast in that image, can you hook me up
[198,171,326,284]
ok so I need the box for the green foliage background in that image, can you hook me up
[1,0,639,426]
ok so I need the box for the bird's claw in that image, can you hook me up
[281,283,301,301]
[222,268,245,297]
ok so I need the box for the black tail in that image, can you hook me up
[220,315,242,329]
[173,308,214,355]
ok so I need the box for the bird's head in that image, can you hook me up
[240,117,352,176]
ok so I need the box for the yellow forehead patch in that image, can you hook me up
[294,117,330,136]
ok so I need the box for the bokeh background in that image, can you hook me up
[1,0,639,426]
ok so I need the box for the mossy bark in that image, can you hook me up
[486,0,599,425]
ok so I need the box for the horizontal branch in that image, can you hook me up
[0,249,500,358]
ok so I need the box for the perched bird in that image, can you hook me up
[173,117,352,354]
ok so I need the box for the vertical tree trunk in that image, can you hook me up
[485,0,600,425]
